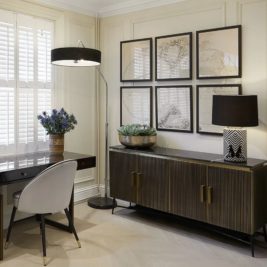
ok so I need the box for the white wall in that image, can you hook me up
[100,0,267,183]
[0,0,98,227]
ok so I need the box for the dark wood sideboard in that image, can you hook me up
[109,145,267,256]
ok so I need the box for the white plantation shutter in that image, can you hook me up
[18,17,35,150]
[37,24,52,143]
[0,11,16,154]
[0,88,15,146]
[0,10,53,155]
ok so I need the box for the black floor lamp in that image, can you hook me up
[51,41,113,209]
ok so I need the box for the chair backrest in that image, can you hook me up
[17,160,77,214]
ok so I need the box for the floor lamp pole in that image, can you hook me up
[87,67,114,209]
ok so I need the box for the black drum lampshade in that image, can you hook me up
[212,95,258,127]
[51,47,101,67]
[212,95,258,163]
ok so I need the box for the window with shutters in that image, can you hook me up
[0,10,54,155]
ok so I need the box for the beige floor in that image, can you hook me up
[1,202,267,267]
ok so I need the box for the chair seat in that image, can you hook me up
[13,190,22,208]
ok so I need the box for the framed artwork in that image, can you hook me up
[120,86,152,126]
[197,84,242,135]
[120,38,152,82]
[155,85,193,133]
[155,32,192,81]
[196,25,241,79]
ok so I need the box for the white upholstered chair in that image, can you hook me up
[5,160,81,266]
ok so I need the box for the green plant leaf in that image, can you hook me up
[118,124,157,136]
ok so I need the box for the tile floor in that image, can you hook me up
[1,202,267,267]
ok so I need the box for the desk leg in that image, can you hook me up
[0,194,3,260]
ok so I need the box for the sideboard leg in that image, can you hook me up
[263,224,267,242]
[112,199,135,214]
[112,198,117,214]
[250,234,255,257]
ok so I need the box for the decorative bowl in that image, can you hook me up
[119,135,157,148]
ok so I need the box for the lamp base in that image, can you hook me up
[223,128,247,163]
[88,196,114,209]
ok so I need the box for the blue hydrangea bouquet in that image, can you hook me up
[37,108,78,135]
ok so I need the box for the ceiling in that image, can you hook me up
[35,0,185,17]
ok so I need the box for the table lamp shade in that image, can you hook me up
[212,95,258,127]
[212,95,258,163]
[51,47,101,67]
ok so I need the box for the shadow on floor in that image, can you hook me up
[112,205,267,258]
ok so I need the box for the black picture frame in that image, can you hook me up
[196,84,242,135]
[155,32,192,81]
[155,85,193,133]
[120,86,153,126]
[196,25,242,79]
[120,38,152,82]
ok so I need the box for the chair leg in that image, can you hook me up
[263,224,267,242]
[64,208,81,248]
[40,215,47,266]
[5,206,17,249]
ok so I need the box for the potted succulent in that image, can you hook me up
[37,108,77,154]
[118,124,157,148]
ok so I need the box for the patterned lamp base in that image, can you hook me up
[223,128,247,163]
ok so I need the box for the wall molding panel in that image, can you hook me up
[99,0,267,188]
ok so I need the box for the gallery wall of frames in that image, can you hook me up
[120,25,241,136]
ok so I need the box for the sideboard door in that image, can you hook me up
[169,160,207,222]
[137,155,169,212]
[207,166,252,234]
[110,151,137,203]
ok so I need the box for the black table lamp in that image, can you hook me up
[212,95,258,163]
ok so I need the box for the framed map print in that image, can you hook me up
[156,86,193,133]
[120,38,152,82]
[120,86,152,126]
[196,25,241,79]
[155,32,192,81]
[197,84,242,135]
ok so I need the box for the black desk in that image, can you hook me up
[0,151,96,260]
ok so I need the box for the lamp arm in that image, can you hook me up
[77,40,85,48]
[96,67,109,198]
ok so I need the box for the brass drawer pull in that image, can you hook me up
[207,186,213,205]
[200,185,206,203]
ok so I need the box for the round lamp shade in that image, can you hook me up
[212,95,258,127]
[51,47,101,67]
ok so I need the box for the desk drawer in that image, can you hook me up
[0,166,46,184]
[77,157,96,170]
[0,156,96,184]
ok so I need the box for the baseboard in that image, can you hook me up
[74,184,100,203]
[99,183,110,197]
[115,199,132,207]
[98,184,130,207]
